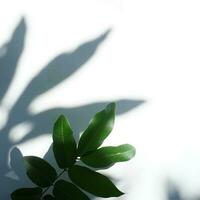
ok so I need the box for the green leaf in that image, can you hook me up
[68,165,124,198]
[11,187,42,200]
[81,144,136,168]
[43,195,55,200]
[24,156,57,187]
[53,115,77,168]
[78,103,116,156]
[53,180,90,200]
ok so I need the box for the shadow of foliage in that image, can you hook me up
[0,17,144,199]
[166,180,200,200]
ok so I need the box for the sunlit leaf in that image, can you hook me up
[68,165,124,198]
[53,115,77,168]
[78,103,116,156]
[81,144,136,168]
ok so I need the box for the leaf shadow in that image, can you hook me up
[166,180,183,200]
[0,17,144,199]
[166,180,200,200]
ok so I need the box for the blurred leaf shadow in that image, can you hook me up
[166,180,200,200]
[166,180,182,200]
[0,17,144,199]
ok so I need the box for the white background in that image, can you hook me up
[1,0,200,200]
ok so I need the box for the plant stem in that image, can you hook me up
[41,169,66,197]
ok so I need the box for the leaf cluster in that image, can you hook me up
[11,103,136,200]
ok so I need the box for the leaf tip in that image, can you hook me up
[119,190,125,196]
[57,114,66,121]
[107,102,116,111]
[127,144,136,157]
[120,190,125,194]
[114,188,125,197]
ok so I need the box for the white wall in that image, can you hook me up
[1,0,200,200]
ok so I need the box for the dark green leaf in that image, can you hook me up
[68,165,124,198]
[53,180,90,200]
[78,103,116,156]
[24,156,57,187]
[81,144,136,168]
[11,187,42,200]
[53,115,77,168]
[43,194,55,200]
